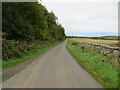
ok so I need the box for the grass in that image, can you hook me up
[70,38,118,46]
[1,41,62,71]
[67,40,119,88]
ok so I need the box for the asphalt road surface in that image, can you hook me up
[3,40,103,88]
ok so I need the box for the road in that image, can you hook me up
[3,40,102,88]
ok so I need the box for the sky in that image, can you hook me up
[41,0,119,36]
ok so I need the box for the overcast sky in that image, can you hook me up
[41,0,119,36]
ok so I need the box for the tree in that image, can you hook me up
[2,2,66,41]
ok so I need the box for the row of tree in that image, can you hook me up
[2,2,66,41]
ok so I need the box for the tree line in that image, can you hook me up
[2,2,66,41]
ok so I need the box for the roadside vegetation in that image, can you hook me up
[1,41,62,70]
[67,40,119,88]
[2,2,66,70]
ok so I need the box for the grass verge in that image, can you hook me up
[66,40,119,88]
[1,41,62,71]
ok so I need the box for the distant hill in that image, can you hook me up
[92,36,119,40]
[67,36,119,40]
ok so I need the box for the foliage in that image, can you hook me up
[2,38,62,61]
[67,40,119,88]
[2,39,45,61]
[2,2,66,41]
[2,2,66,61]
[1,41,62,70]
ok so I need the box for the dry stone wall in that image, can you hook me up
[72,42,119,57]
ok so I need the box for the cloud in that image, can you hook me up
[43,0,119,3]
[43,1,118,36]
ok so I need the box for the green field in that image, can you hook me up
[67,40,119,88]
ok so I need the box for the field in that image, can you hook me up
[67,39,119,88]
[70,38,119,47]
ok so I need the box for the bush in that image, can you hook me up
[2,39,45,61]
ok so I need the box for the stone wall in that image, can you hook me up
[72,42,119,57]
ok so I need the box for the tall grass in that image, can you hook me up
[67,40,119,88]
